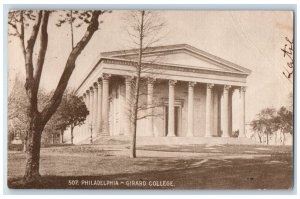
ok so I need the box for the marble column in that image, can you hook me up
[78,96,83,138]
[213,89,219,136]
[228,89,233,137]
[239,86,246,137]
[102,73,111,136]
[168,80,177,137]
[125,76,133,136]
[222,85,231,137]
[187,82,196,137]
[89,87,94,134]
[97,79,102,134]
[86,90,90,134]
[217,92,222,136]
[205,83,214,137]
[82,93,87,135]
[93,82,98,137]
[147,78,155,136]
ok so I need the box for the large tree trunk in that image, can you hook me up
[22,11,45,184]
[21,11,102,185]
[23,113,45,183]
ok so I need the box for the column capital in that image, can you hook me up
[189,82,197,87]
[97,77,102,84]
[207,83,214,89]
[240,86,247,92]
[89,86,94,93]
[224,85,231,91]
[169,80,177,86]
[86,90,90,94]
[97,80,102,88]
[147,77,156,85]
[93,82,98,89]
[125,76,134,84]
[102,73,111,80]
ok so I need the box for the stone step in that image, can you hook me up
[136,136,260,146]
[84,135,260,146]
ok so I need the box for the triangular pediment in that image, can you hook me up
[101,44,251,74]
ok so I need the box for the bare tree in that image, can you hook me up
[56,10,104,49]
[8,10,108,184]
[122,10,166,158]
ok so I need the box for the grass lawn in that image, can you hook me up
[7,144,293,189]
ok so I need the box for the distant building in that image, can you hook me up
[72,44,251,144]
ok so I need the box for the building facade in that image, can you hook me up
[72,44,251,144]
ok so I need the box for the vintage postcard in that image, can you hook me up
[7,10,294,190]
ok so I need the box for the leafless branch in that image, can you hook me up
[24,11,42,83]
[33,11,50,99]
[41,11,103,124]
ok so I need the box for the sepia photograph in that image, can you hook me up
[6,9,294,190]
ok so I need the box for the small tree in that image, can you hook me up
[123,10,166,158]
[274,106,293,145]
[59,91,89,144]
[251,108,277,144]
[47,90,89,144]
[251,119,264,144]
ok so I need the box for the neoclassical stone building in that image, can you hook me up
[72,44,251,144]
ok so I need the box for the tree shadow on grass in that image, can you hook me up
[8,155,293,190]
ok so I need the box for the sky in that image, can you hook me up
[8,10,293,125]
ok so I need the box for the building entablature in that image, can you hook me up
[77,44,251,96]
